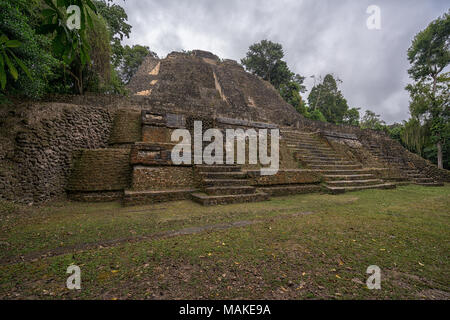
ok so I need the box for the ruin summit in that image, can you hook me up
[0,50,448,206]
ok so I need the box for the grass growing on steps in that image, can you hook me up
[0,184,448,299]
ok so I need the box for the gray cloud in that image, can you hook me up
[115,0,449,124]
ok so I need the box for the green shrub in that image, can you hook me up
[0,0,58,98]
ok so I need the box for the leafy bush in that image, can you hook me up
[0,0,58,98]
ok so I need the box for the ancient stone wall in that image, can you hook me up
[131,166,195,191]
[108,109,142,146]
[0,102,117,204]
[247,169,321,185]
[66,149,131,192]
[1,50,447,206]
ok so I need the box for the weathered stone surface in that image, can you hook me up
[0,102,116,203]
[130,142,187,166]
[323,131,358,140]
[123,189,196,206]
[1,49,448,206]
[141,111,166,126]
[131,166,195,191]
[109,109,141,145]
[66,149,131,191]
[142,126,175,144]
[216,117,277,129]
[247,169,321,186]
[258,184,322,196]
[68,191,123,202]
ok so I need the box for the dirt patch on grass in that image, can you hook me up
[0,212,315,266]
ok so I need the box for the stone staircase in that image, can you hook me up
[400,166,444,186]
[281,130,396,194]
[367,143,443,187]
[191,165,269,205]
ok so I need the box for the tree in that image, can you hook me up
[120,45,157,83]
[400,117,428,156]
[279,80,307,114]
[241,40,284,85]
[83,13,113,93]
[0,0,58,98]
[40,0,99,94]
[0,35,32,90]
[94,0,131,68]
[241,40,307,112]
[387,123,404,144]
[343,107,361,126]
[307,74,349,124]
[406,11,449,168]
[307,109,327,122]
[360,110,386,130]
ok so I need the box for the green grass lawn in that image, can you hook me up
[0,184,449,300]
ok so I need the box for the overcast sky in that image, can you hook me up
[115,0,449,124]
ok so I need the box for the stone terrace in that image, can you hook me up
[62,50,448,206]
[2,50,447,205]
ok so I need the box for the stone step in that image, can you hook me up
[308,164,362,170]
[294,149,337,156]
[407,174,423,178]
[304,160,355,165]
[318,169,375,175]
[403,167,419,171]
[414,182,444,187]
[282,134,318,139]
[403,170,420,174]
[324,174,376,181]
[191,192,269,206]
[393,181,412,186]
[283,137,318,142]
[283,137,320,143]
[280,130,318,135]
[287,144,329,149]
[413,177,434,183]
[326,183,396,194]
[326,179,383,187]
[295,144,331,150]
[297,146,332,151]
[196,165,241,173]
[258,184,322,196]
[123,189,196,206]
[202,179,249,187]
[205,186,256,196]
[296,140,327,145]
[293,145,332,150]
[200,172,246,179]
[300,156,345,161]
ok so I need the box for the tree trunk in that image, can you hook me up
[77,67,83,95]
[437,140,443,169]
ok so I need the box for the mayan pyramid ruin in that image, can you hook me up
[1,50,448,206]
